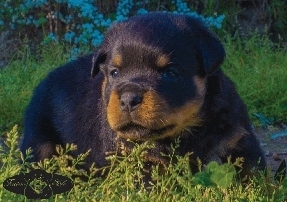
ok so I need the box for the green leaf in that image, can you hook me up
[206,162,236,188]
[193,172,215,187]
[38,17,47,25]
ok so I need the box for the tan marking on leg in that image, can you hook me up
[37,142,55,160]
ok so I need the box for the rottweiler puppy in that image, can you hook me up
[21,12,266,177]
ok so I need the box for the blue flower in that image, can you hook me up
[64,32,75,42]
[116,14,127,22]
[7,0,225,51]
[116,0,133,18]
[137,8,148,15]
[9,22,15,30]
[47,32,57,41]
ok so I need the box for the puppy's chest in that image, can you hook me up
[115,130,221,165]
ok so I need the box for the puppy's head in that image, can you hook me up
[92,12,225,141]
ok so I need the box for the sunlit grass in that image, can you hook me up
[222,34,287,125]
[0,126,286,201]
[0,45,69,134]
[0,35,287,201]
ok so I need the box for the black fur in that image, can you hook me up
[21,12,266,177]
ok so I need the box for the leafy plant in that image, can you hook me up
[1,125,287,201]
[193,159,239,188]
[1,0,225,59]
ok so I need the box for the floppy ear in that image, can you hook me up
[198,31,225,75]
[91,48,107,78]
[188,18,225,76]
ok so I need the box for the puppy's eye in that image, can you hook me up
[110,69,119,78]
[162,68,179,78]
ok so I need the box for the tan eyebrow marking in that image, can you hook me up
[156,54,170,68]
[112,54,122,67]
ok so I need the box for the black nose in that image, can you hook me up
[120,92,143,112]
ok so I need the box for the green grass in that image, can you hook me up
[0,35,286,135]
[222,35,287,126]
[1,126,286,201]
[0,35,287,201]
[0,45,69,135]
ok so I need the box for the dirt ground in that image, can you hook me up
[255,126,287,175]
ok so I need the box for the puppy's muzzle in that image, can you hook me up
[107,80,203,140]
[117,83,145,113]
[120,92,143,112]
